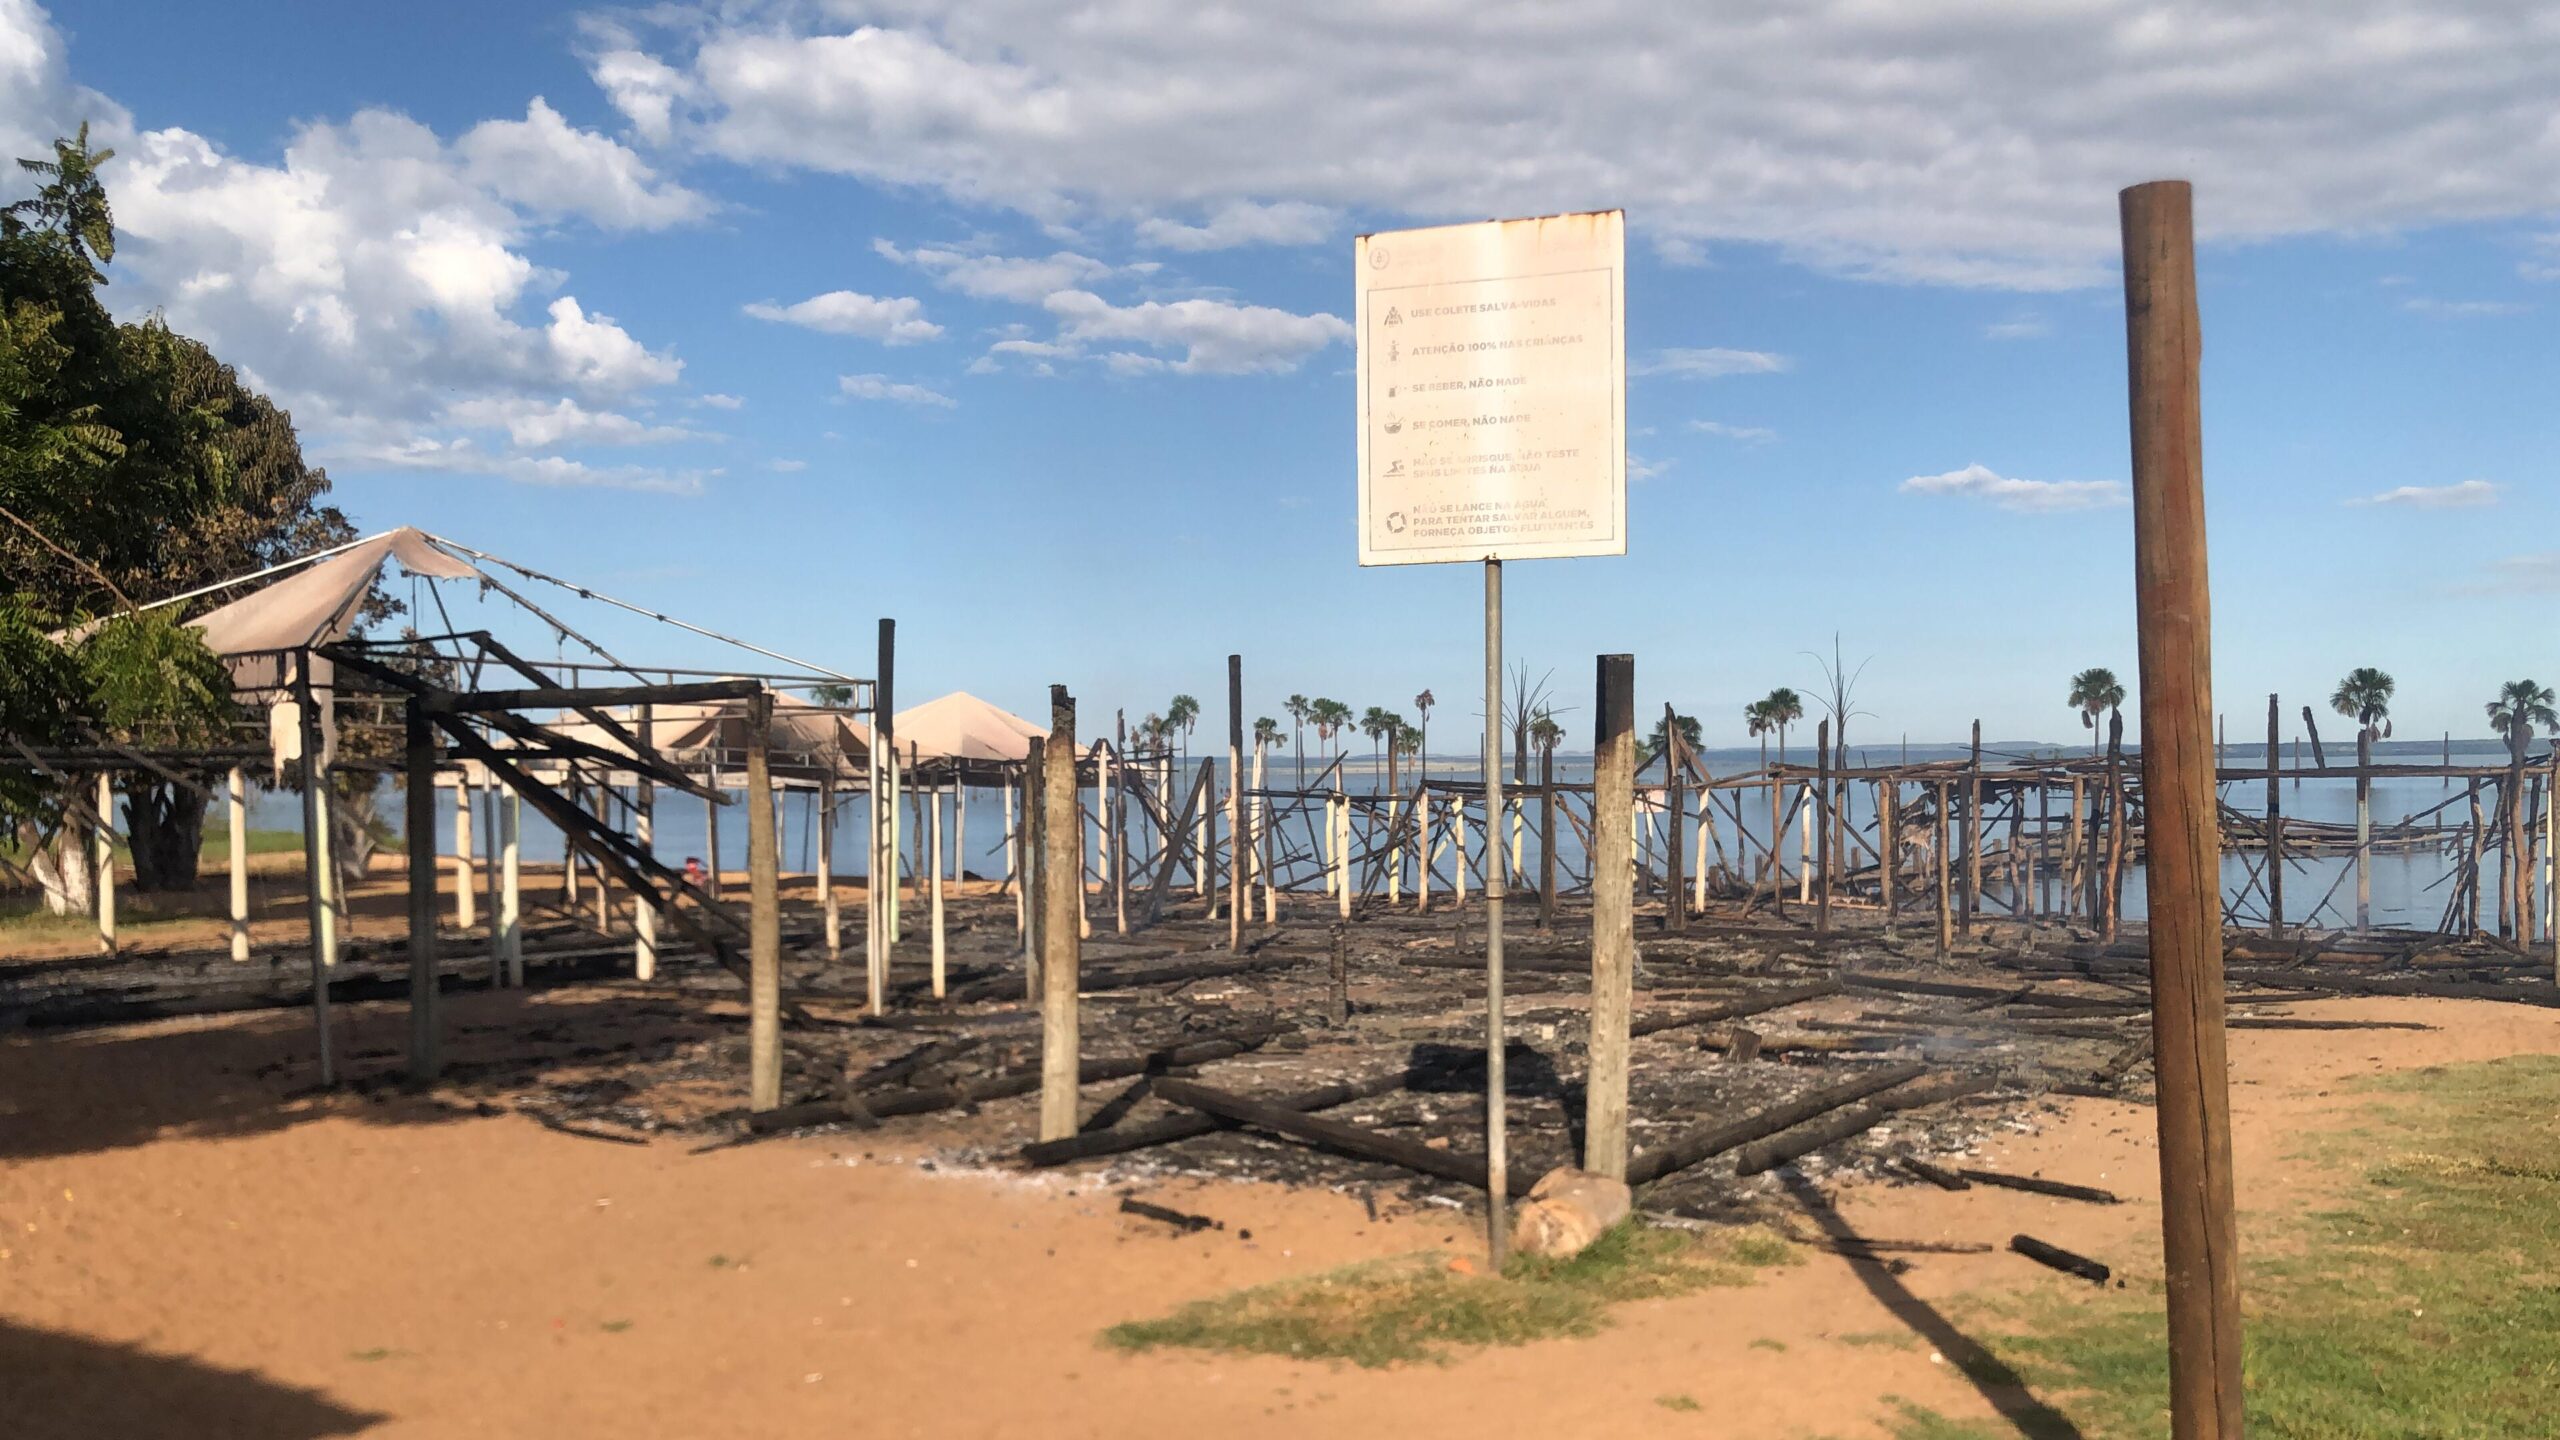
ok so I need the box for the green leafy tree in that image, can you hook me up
[1412,688,1434,784]
[1529,708,1564,760]
[1744,699,1773,773]
[1309,698,1353,777]
[1283,694,1311,786]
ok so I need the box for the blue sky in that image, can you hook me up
[11,1,2554,749]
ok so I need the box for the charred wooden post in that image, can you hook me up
[1022,741,1044,995]
[1229,655,1247,949]
[704,765,723,902]
[636,705,660,978]
[1328,922,1350,1025]
[1880,777,1900,935]
[1587,655,1637,1181]
[878,618,899,950]
[1666,704,1687,934]
[2355,722,2373,933]
[1963,720,1983,934]
[745,690,782,1111]
[929,779,947,998]
[1815,719,1833,935]
[1110,716,1129,935]
[403,699,441,1082]
[2266,693,2284,935]
[2122,177,2243,1439]
[2467,780,2486,935]
[1933,781,1953,960]
[817,772,838,961]
[499,784,522,987]
[1539,743,1558,930]
[1039,686,1083,1142]
[293,656,335,1082]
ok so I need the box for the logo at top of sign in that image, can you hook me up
[1382,306,1401,327]
[1369,245,1390,269]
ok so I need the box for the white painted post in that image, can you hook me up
[500,787,522,988]
[633,766,658,981]
[94,772,115,954]
[1798,789,1813,905]
[1005,777,1023,934]
[452,775,476,929]
[819,775,839,959]
[227,766,250,962]
[1335,795,1353,920]
[1510,798,1525,884]
[1452,795,1468,906]
[887,747,903,942]
[953,774,967,886]
[1388,793,1403,904]
[1418,795,1435,912]
[930,782,947,998]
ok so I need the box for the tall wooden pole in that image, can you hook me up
[635,705,659,979]
[745,691,782,1111]
[877,619,898,951]
[451,775,475,928]
[1586,655,1636,1180]
[1022,744,1044,997]
[403,701,441,1083]
[1880,777,1899,935]
[1538,743,1557,931]
[1228,654,1247,949]
[2354,723,2373,932]
[500,785,522,988]
[819,774,839,959]
[1039,686,1083,1142]
[2122,177,2243,1439]
[1932,781,1952,960]
[929,781,946,998]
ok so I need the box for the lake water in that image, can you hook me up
[244,738,2543,934]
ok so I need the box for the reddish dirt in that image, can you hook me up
[4,992,2556,1439]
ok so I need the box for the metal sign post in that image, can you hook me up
[1356,211,1626,1267]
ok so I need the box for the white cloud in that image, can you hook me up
[1984,316,2051,340]
[1638,348,1791,379]
[2401,297,2530,318]
[745,290,942,343]
[2479,553,2560,594]
[1034,289,1350,374]
[2524,235,2560,283]
[872,239,1113,302]
[766,457,808,472]
[838,373,957,407]
[0,3,702,493]
[1690,420,1777,443]
[442,395,700,450]
[694,392,744,409]
[1629,453,1670,483]
[457,97,710,230]
[1901,463,2126,514]
[338,436,707,494]
[1134,200,1335,251]
[2347,479,2499,509]
[602,2,2560,290]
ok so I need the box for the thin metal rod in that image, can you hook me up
[1482,558,1509,1268]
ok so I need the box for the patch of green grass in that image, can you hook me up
[1105,1222,1762,1367]
[707,1254,736,1269]
[1656,1392,1704,1411]
[347,1348,397,1362]
[1838,1330,1918,1350]
[599,1319,633,1334]
[1888,1054,2560,1439]
[1750,1337,1788,1353]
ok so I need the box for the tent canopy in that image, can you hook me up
[889,692,1044,764]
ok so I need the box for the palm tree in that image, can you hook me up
[1642,711,1702,768]
[1309,698,1353,780]
[1529,708,1564,759]
[1284,694,1312,786]
[1744,699,1773,773]
[1360,705,1396,785]
[1413,688,1435,785]
[2487,680,2559,766]
[2067,667,2127,757]
[1165,693,1200,771]
[2330,668,2396,742]
[1252,715,1282,753]
[809,682,854,707]
[1761,688,1804,768]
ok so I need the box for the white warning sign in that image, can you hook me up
[1355,211,1625,566]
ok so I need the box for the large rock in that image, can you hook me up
[1508,1166,1632,1259]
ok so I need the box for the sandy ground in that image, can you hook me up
[5,992,2557,1439]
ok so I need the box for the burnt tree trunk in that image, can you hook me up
[123,782,209,892]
